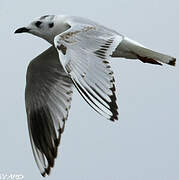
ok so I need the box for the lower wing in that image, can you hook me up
[25,46,73,176]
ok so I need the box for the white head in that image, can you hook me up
[15,15,70,44]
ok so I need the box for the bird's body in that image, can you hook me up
[15,15,176,177]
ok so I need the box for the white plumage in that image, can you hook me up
[15,15,176,177]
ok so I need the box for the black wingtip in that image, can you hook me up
[168,58,176,66]
[29,105,63,178]
[40,164,52,177]
[41,172,46,177]
[45,166,51,176]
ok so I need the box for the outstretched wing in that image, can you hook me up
[25,46,73,176]
[54,22,122,120]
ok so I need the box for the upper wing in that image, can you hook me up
[25,46,73,176]
[54,22,122,120]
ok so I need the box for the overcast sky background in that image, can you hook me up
[0,0,178,179]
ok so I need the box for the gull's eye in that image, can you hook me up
[35,21,42,28]
[49,22,54,28]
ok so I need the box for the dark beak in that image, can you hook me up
[14,27,30,34]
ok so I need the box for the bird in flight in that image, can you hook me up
[15,15,176,177]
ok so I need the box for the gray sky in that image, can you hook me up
[0,0,178,179]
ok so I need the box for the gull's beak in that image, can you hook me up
[14,27,30,34]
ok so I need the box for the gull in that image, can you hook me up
[15,15,176,177]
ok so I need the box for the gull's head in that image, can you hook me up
[15,15,70,44]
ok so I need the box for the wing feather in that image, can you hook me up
[25,46,73,176]
[54,22,122,120]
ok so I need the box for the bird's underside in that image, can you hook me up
[111,37,176,66]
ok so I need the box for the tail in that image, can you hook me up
[112,37,176,66]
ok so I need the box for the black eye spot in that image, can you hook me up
[49,22,54,28]
[35,21,42,28]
